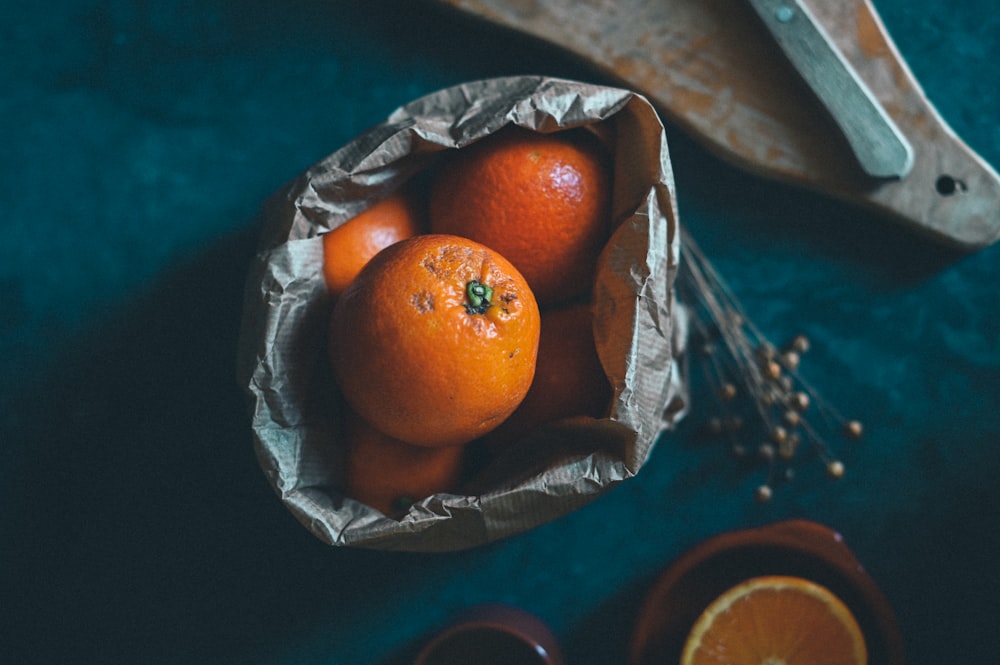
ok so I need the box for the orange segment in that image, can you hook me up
[681,576,867,665]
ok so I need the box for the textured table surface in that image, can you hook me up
[3,1,998,664]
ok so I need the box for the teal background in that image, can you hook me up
[2,1,998,663]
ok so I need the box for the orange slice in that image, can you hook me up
[681,575,867,665]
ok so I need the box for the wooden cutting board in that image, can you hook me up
[433,0,1000,250]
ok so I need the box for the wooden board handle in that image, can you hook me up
[434,0,1000,249]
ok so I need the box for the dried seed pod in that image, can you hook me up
[788,391,810,411]
[781,409,801,428]
[754,485,773,503]
[756,341,776,361]
[757,443,776,461]
[778,433,800,460]
[786,335,811,354]
[769,425,788,444]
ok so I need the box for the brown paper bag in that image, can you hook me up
[237,76,686,552]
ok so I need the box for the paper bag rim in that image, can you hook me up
[237,75,686,552]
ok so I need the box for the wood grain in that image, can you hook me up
[434,0,1000,249]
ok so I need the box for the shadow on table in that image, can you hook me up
[0,225,438,664]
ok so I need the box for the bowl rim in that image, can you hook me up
[628,519,905,665]
[414,603,563,665]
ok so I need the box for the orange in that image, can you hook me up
[486,302,612,444]
[681,576,868,665]
[429,125,612,307]
[329,234,541,448]
[321,189,425,297]
[342,410,465,517]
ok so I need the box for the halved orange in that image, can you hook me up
[681,575,867,665]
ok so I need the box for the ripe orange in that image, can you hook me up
[329,234,541,448]
[322,189,425,297]
[342,410,465,517]
[681,575,868,665]
[429,126,612,307]
[485,302,612,444]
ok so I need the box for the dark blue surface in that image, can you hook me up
[2,1,998,663]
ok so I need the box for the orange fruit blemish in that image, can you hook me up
[328,234,541,448]
[321,189,426,298]
[681,575,868,665]
[429,125,613,308]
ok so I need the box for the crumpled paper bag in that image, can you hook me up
[237,76,687,552]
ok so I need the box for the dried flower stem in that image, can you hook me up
[678,229,862,501]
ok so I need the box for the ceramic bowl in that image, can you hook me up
[415,603,563,665]
[629,519,905,665]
